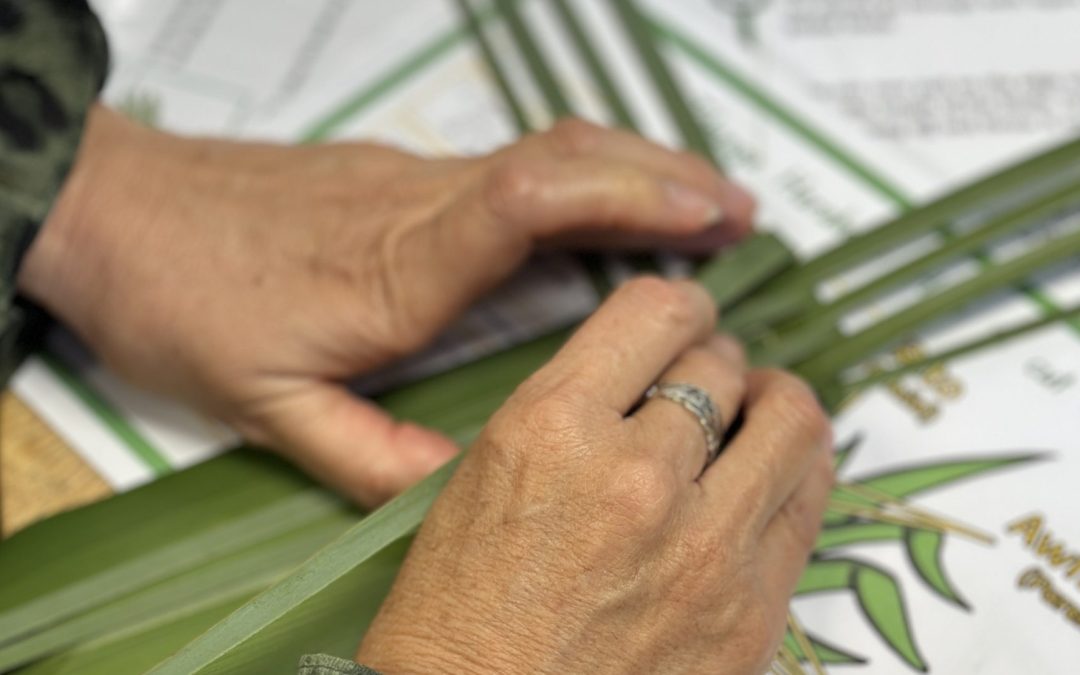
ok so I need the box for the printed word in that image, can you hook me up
[1007,513,1080,591]
[1017,567,1080,631]
[1024,357,1077,394]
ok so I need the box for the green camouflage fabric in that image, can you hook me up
[298,655,382,675]
[0,0,107,386]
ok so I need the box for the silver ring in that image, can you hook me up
[645,382,723,465]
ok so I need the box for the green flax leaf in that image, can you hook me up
[795,226,1080,384]
[550,0,638,130]
[773,179,1080,353]
[0,490,345,652]
[495,0,572,116]
[0,513,354,671]
[146,460,456,674]
[454,0,530,134]
[607,0,715,161]
[760,136,1080,295]
[19,593,256,675]
[699,233,796,312]
[0,451,338,645]
[840,301,1080,399]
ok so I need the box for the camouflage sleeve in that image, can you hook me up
[297,655,383,675]
[0,0,108,386]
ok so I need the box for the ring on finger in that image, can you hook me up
[645,382,723,465]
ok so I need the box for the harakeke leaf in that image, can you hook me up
[147,459,457,674]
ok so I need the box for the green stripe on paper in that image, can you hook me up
[651,17,914,211]
[298,26,469,143]
[40,352,172,477]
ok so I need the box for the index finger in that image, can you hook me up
[525,277,716,414]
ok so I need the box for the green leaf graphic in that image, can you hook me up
[853,564,927,672]
[797,559,857,595]
[816,523,905,551]
[841,455,1041,511]
[832,434,862,472]
[905,528,970,610]
[783,630,866,665]
[796,559,926,672]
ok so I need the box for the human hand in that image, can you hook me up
[17,106,755,505]
[356,278,834,674]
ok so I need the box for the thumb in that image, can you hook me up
[252,382,459,507]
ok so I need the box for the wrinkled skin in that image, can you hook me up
[20,105,833,671]
[19,106,754,505]
[357,279,835,675]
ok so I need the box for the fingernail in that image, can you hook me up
[663,181,724,224]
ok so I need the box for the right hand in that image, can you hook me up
[356,278,835,674]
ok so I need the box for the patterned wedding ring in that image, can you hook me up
[645,382,723,465]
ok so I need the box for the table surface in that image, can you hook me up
[1,391,112,537]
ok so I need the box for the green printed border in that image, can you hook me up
[39,352,172,477]
[299,26,469,143]
[651,18,914,211]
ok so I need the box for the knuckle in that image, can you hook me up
[547,117,603,156]
[681,348,742,392]
[762,370,831,442]
[490,391,594,460]
[676,526,731,579]
[524,395,587,438]
[619,277,705,328]
[676,149,721,180]
[483,159,543,222]
[777,491,824,554]
[601,458,678,530]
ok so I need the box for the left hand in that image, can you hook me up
[18,108,755,505]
